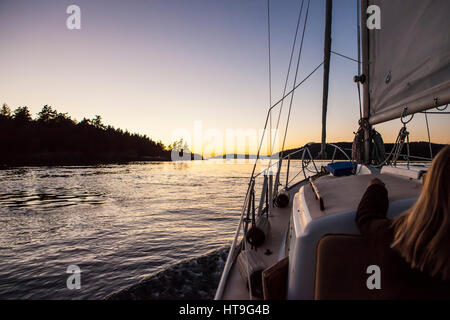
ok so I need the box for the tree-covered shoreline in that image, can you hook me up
[0,104,172,166]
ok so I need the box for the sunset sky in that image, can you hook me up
[1,0,448,156]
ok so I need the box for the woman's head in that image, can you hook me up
[391,145,450,279]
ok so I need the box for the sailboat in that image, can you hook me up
[215,0,450,300]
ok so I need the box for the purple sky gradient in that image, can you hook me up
[0,0,448,154]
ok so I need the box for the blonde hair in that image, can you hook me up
[391,145,450,280]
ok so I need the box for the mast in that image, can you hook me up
[360,0,371,164]
[319,0,332,159]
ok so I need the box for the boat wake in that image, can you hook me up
[107,247,229,300]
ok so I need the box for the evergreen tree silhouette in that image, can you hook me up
[0,103,172,165]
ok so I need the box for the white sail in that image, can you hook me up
[366,0,450,124]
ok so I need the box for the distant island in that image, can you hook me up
[1,104,445,167]
[208,142,447,161]
[0,104,175,166]
[279,142,447,161]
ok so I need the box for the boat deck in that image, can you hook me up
[222,182,305,300]
[304,172,422,219]
[220,168,424,300]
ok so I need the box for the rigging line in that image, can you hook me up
[249,60,325,180]
[268,0,272,160]
[357,80,363,120]
[331,50,360,64]
[436,104,448,111]
[356,0,363,120]
[268,0,305,167]
[356,0,361,75]
[422,111,450,114]
[267,0,272,106]
[269,111,272,159]
[281,0,311,153]
[424,112,433,159]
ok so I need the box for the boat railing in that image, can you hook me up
[253,143,351,187]
[214,143,351,299]
[339,146,433,166]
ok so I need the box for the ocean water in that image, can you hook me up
[0,159,308,299]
